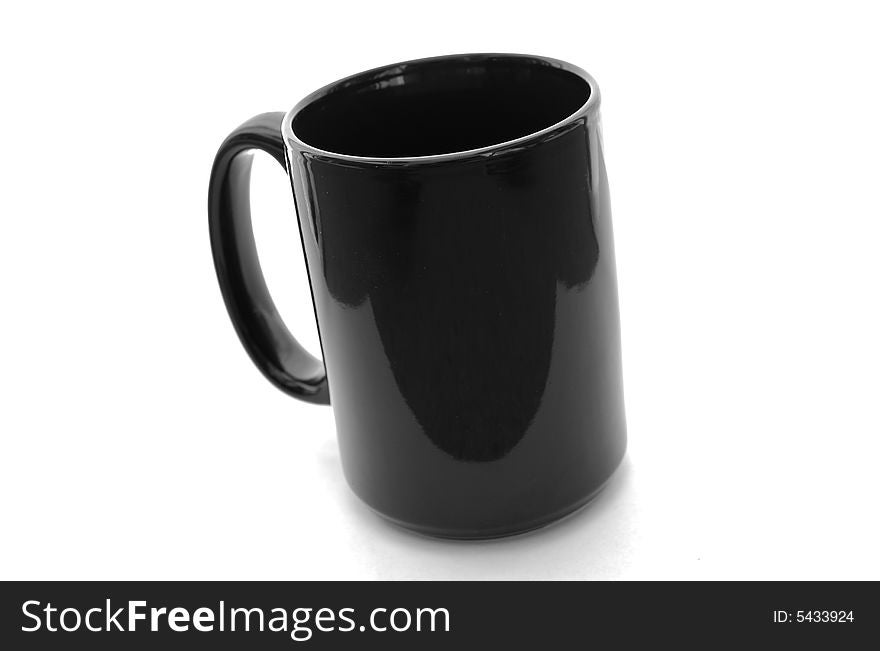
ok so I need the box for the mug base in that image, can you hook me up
[362,462,622,541]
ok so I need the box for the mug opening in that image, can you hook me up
[288,54,594,160]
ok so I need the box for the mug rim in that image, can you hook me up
[281,53,600,165]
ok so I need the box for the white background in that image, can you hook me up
[2,1,878,580]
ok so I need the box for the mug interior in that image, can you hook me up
[290,55,591,159]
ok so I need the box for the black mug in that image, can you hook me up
[208,54,627,538]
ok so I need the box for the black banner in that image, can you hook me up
[1,581,876,648]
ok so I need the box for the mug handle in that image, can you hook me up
[208,112,329,405]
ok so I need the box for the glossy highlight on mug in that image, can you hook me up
[209,54,626,538]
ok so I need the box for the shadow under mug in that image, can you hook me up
[208,53,627,539]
